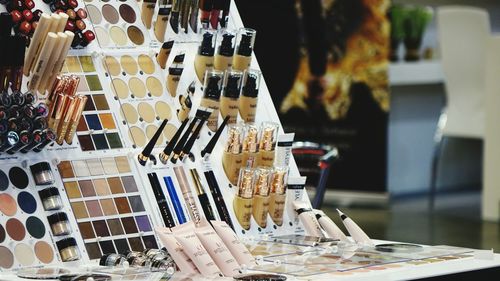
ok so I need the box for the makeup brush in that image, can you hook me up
[138,119,169,166]
[159,118,189,164]
[179,109,212,161]
[200,115,230,158]
[170,117,198,164]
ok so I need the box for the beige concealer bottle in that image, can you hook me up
[141,0,157,29]
[252,167,271,228]
[220,70,243,125]
[214,29,236,71]
[268,167,288,226]
[242,123,259,168]
[194,28,216,82]
[232,28,256,71]
[154,7,170,42]
[166,53,185,97]
[156,40,174,69]
[238,69,261,123]
[256,122,279,167]
[222,124,244,185]
[233,168,255,230]
[199,70,223,132]
[177,81,195,122]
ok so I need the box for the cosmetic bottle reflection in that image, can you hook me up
[233,168,254,230]
[252,167,271,228]
[222,124,244,185]
[268,167,288,226]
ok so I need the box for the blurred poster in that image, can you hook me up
[236,0,390,192]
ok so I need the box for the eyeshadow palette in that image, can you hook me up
[0,164,59,270]
[60,54,125,152]
[57,156,159,260]
[99,51,180,148]
[85,0,150,49]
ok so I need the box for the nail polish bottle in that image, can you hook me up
[268,167,288,226]
[242,123,259,168]
[232,28,256,71]
[256,122,278,167]
[199,69,223,132]
[220,70,242,124]
[233,168,254,230]
[238,69,261,123]
[214,29,235,72]
[222,123,244,185]
[252,167,271,228]
[194,28,216,82]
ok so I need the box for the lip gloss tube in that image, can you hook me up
[173,166,201,224]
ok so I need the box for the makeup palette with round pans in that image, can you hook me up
[100,51,177,148]
[85,0,150,48]
[0,164,59,270]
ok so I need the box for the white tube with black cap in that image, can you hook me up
[337,209,374,246]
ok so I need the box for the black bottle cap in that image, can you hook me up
[218,33,235,57]
[242,74,259,98]
[56,237,77,251]
[237,32,253,56]
[38,187,60,199]
[158,7,171,15]
[198,32,214,56]
[204,75,222,100]
[173,53,185,63]
[0,13,13,37]
[30,161,52,175]
[223,74,241,99]
[48,212,69,225]
[162,40,174,50]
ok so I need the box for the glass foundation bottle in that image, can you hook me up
[242,123,259,168]
[232,28,256,71]
[238,69,261,123]
[268,167,288,226]
[233,168,255,230]
[199,70,223,132]
[222,124,244,185]
[256,122,278,167]
[220,70,243,124]
[194,28,216,82]
[252,167,271,228]
[214,29,236,71]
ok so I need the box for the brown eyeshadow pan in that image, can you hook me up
[107,177,124,194]
[64,181,82,199]
[121,217,138,234]
[107,218,124,235]
[78,222,96,239]
[114,197,131,214]
[85,200,103,217]
[119,4,136,23]
[71,201,89,219]
[92,220,110,237]
[58,161,75,178]
[79,180,96,197]
[85,242,102,260]
[128,237,143,251]
[100,199,118,216]
[127,26,144,45]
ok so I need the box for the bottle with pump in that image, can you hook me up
[214,29,236,71]
[220,70,242,124]
[199,70,223,132]
[177,81,195,122]
[222,123,244,185]
[256,122,278,167]
[239,69,261,123]
[194,29,216,82]
[232,28,256,71]
[242,123,259,168]
[252,167,271,228]
[268,167,288,226]
[233,168,254,230]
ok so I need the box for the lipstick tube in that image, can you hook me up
[220,70,242,124]
[33,128,56,152]
[222,124,244,185]
[64,95,87,144]
[56,96,78,145]
[199,0,213,29]
[194,28,216,82]
[252,167,271,228]
[256,122,278,167]
[233,168,254,230]
[268,167,288,226]
[232,28,256,72]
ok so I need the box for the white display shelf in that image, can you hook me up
[389,60,444,86]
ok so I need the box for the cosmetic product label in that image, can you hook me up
[275,133,295,167]
[286,177,307,227]
[211,221,255,266]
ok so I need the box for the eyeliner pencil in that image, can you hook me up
[204,169,234,229]
[148,173,176,227]
[164,176,186,224]
[201,115,229,158]
[190,168,216,221]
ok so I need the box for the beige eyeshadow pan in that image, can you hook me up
[94,26,110,46]
[155,101,172,120]
[93,178,111,196]
[129,77,146,98]
[71,201,89,219]
[146,76,163,97]
[137,102,155,123]
[146,124,163,145]
[101,158,119,175]
[110,26,128,46]
[120,55,138,75]
[121,103,139,124]
[104,56,121,76]
[138,55,155,74]
[111,78,129,99]
[129,126,146,147]
[115,156,131,173]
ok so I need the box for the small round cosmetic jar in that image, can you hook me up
[38,187,63,211]
[48,212,71,236]
[30,162,54,185]
[56,238,80,262]
[99,253,127,266]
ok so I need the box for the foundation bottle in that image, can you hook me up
[222,124,244,185]
[268,167,288,226]
[220,70,242,125]
[141,0,157,29]
[154,7,170,42]
[194,28,216,82]
[256,122,279,167]
[177,81,195,122]
[252,167,271,228]
[233,168,255,230]
[214,29,236,71]
[238,69,261,123]
[167,53,185,97]
[241,123,259,168]
[232,28,256,71]
[199,70,223,132]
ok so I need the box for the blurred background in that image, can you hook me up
[235,0,500,251]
